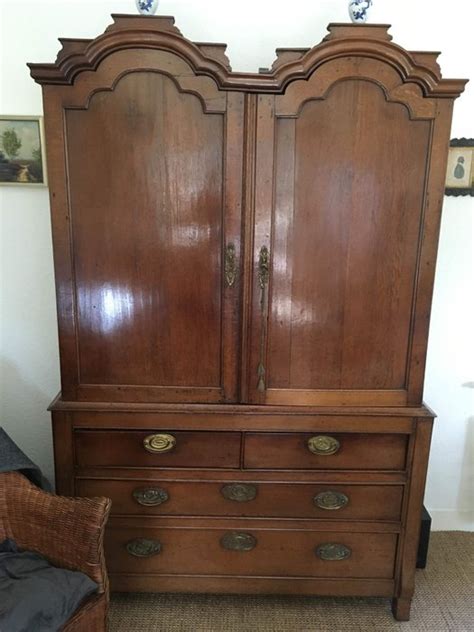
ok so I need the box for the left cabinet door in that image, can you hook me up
[47,65,244,403]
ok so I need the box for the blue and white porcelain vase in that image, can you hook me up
[135,0,159,16]
[348,0,373,24]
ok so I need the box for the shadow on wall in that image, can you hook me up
[0,356,55,487]
[456,411,474,522]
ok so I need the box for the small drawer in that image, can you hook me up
[105,524,397,579]
[244,432,408,470]
[74,430,241,468]
[77,479,403,522]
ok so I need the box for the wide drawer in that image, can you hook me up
[74,430,241,468]
[105,525,397,579]
[244,432,408,470]
[78,478,403,521]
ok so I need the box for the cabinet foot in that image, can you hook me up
[392,597,412,621]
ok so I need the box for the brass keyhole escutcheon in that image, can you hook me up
[143,433,176,454]
[224,242,237,287]
[314,490,349,511]
[307,435,340,456]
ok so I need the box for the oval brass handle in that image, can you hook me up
[221,483,258,502]
[133,487,169,507]
[307,435,340,456]
[143,433,176,454]
[221,532,257,552]
[315,543,351,561]
[126,538,162,558]
[313,490,349,511]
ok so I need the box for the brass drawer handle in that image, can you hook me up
[133,487,169,507]
[314,490,349,510]
[143,433,176,454]
[221,531,257,552]
[315,543,351,561]
[307,435,340,456]
[221,483,257,502]
[126,538,162,558]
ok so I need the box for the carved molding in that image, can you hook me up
[57,49,227,113]
[322,23,393,42]
[29,15,232,88]
[271,48,310,72]
[28,17,467,99]
[274,56,437,119]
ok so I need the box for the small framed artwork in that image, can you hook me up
[0,115,47,186]
[445,138,474,196]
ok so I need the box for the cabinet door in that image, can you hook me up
[248,79,432,406]
[59,64,243,402]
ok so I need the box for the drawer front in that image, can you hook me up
[106,526,397,579]
[244,433,408,470]
[74,430,241,468]
[78,479,403,521]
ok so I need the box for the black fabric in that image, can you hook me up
[0,427,51,490]
[0,539,98,632]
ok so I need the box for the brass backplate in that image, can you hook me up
[126,538,162,558]
[220,531,257,552]
[143,433,176,454]
[315,543,351,561]
[221,483,258,502]
[307,435,340,456]
[133,487,169,506]
[314,490,349,510]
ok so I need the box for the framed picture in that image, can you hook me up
[0,116,47,186]
[445,138,474,196]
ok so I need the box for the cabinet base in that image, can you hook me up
[392,596,412,621]
[110,574,395,597]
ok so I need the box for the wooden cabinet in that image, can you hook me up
[30,15,467,621]
[65,73,243,403]
[250,83,432,407]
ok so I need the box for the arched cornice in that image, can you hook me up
[28,15,233,87]
[275,57,437,120]
[28,16,467,99]
[71,68,226,116]
[58,49,228,113]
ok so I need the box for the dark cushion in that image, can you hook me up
[0,539,98,632]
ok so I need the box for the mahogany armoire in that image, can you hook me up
[29,15,467,621]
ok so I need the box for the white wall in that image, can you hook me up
[1,0,473,528]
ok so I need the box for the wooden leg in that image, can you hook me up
[392,597,412,621]
[392,418,434,623]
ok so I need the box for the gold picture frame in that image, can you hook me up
[0,115,47,186]
[445,138,474,197]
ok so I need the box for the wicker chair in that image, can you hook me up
[0,471,111,631]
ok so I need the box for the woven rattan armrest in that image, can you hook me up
[0,471,111,591]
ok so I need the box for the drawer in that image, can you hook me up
[244,432,408,470]
[105,525,397,579]
[78,479,403,521]
[74,430,241,468]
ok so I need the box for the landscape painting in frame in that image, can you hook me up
[0,116,47,185]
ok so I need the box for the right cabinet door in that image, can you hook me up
[248,78,434,406]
